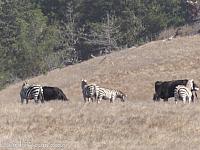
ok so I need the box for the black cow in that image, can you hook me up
[153,79,199,102]
[42,86,69,101]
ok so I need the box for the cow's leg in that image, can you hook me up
[164,98,168,102]
[40,93,44,103]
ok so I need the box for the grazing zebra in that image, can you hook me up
[174,85,192,104]
[81,79,98,102]
[20,82,44,104]
[174,79,194,104]
[96,87,127,103]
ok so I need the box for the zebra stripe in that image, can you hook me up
[174,85,192,104]
[20,82,43,104]
[81,80,97,102]
[96,87,126,103]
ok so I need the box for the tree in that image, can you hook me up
[80,13,119,58]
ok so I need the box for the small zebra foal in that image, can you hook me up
[20,81,44,104]
[96,87,127,103]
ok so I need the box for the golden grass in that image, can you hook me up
[0,35,200,150]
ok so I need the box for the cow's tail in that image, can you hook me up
[58,89,69,101]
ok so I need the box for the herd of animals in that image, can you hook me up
[20,79,199,104]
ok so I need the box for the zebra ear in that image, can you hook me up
[22,81,27,87]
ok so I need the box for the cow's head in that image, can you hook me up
[153,93,157,101]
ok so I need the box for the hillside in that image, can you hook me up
[0,35,200,150]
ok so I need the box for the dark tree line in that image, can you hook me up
[0,0,197,89]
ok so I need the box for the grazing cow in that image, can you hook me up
[42,86,69,101]
[153,79,199,102]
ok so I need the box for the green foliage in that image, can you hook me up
[0,0,191,88]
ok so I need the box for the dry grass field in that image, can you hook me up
[0,35,200,150]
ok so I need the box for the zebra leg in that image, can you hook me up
[183,97,186,104]
[174,98,177,104]
[191,93,194,103]
[34,97,39,104]
[195,91,198,101]
[83,96,87,103]
[110,97,114,103]
[97,96,100,103]
[188,97,192,104]
[91,97,94,102]
[21,98,24,104]
[174,95,178,104]
[25,99,28,104]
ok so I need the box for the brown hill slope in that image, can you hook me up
[0,35,200,150]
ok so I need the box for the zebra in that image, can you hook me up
[95,87,127,103]
[174,79,194,104]
[20,81,44,104]
[174,85,192,104]
[81,79,98,102]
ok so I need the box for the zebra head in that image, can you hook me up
[81,79,88,90]
[22,81,30,89]
[186,79,194,90]
[117,90,127,102]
